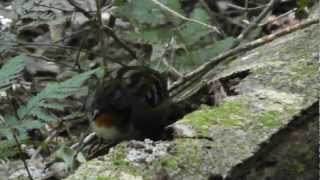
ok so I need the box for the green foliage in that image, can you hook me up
[0,55,25,90]
[298,0,310,10]
[17,69,98,122]
[0,64,100,157]
[179,8,211,46]
[0,56,26,157]
[114,0,235,72]
[174,37,235,70]
[0,140,19,159]
[115,0,181,26]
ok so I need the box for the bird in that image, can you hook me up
[87,66,190,142]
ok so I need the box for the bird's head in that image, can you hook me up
[88,79,133,140]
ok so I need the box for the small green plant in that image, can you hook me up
[0,56,100,158]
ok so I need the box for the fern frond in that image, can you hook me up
[0,55,25,90]
[0,140,19,158]
[18,68,100,122]
[0,68,100,143]
[0,115,28,140]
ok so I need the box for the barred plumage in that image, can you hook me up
[88,66,188,141]
[115,66,168,107]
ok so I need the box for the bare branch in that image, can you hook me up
[170,18,319,96]
[237,0,280,41]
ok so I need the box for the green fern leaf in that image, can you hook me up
[0,115,29,141]
[18,68,99,122]
[178,8,211,46]
[0,55,25,90]
[0,125,12,140]
[0,140,18,158]
[0,68,100,143]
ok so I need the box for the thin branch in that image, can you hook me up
[31,130,58,161]
[72,132,96,158]
[66,0,92,19]
[237,0,280,41]
[199,0,245,32]
[95,0,108,66]
[150,0,221,35]
[11,41,82,51]
[7,95,33,180]
[161,38,183,79]
[95,0,103,26]
[244,0,249,20]
[162,58,183,78]
[74,37,86,72]
[67,0,137,59]
[12,132,33,180]
[226,2,267,12]
[101,25,137,59]
[199,0,226,37]
[170,18,319,95]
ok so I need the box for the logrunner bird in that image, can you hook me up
[87,66,191,142]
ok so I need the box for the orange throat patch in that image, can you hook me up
[95,114,114,128]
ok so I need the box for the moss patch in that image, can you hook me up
[181,101,251,136]
[257,111,282,128]
[290,162,305,174]
[96,176,117,180]
[107,143,140,176]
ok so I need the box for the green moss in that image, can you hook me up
[305,148,315,160]
[96,176,116,180]
[149,140,199,172]
[175,140,204,167]
[182,105,214,127]
[110,145,129,167]
[211,101,250,126]
[182,101,250,135]
[110,147,127,166]
[257,111,282,128]
[291,61,318,79]
[254,58,317,81]
[289,162,305,174]
[160,158,179,170]
[107,143,140,176]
